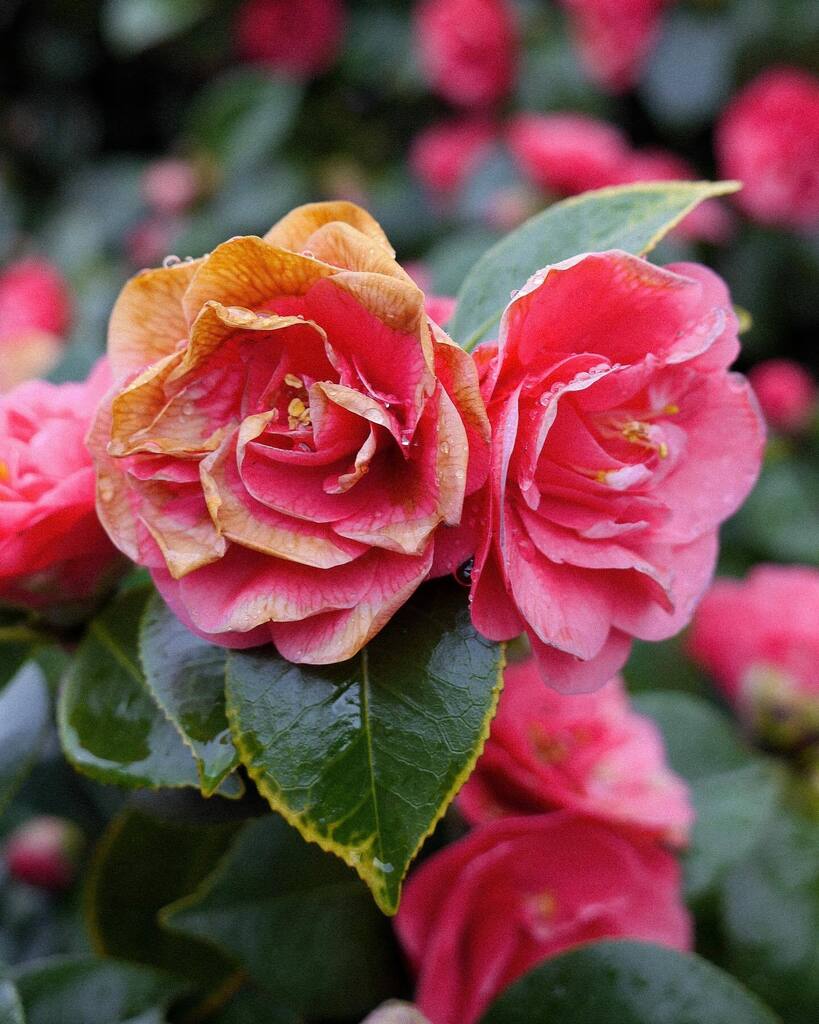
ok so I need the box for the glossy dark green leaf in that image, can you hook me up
[0,661,50,815]
[634,691,785,900]
[0,965,24,1024]
[720,806,819,1023]
[207,984,301,1024]
[13,956,185,1024]
[447,181,739,351]
[86,807,241,990]
[163,815,401,1019]
[225,582,505,913]
[58,589,203,792]
[479,940,780,1024]
[139,593,237,797]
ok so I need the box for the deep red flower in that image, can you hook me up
[414,0,518,108]
[396,813,691,1024]
[459,658,692,843]
[454,251,764,692]
[235,0,345,78]
[716,67,819,229]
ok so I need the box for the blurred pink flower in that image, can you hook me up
[414,0,518,108]
[396,813,691,1024]
[410,118,496,197]
[0,359,124,611]
[459,658,693,844]
[0,258,71,392]
[452,251,764,692]
[235,0,345,78]
[561,0,673,93]
[716,67,819,229]
[507,112,730,242]
[124,215,181,269]
[748,358,816,433]
[142,158,200,216]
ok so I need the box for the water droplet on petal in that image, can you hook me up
[439,441,450,456]
[99,479,115,503]
[183,401,195,416]
[454,558,474,587]
[162,254,181,267]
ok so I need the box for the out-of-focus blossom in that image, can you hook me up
[414,0,518,108]
[361,1003,431,1024]
[142,158,200,217]
[410,118,496,197]
[748,358,816,433]
[482,183,541,232]
[0,258,71,392]
[0,359,124,611]
[425,294,457,326]
[453,251,764,692]
[124,216,181,269]
[689,566,819,752]
[235,0,345,78]
[459,658,693,843]
[396,813,691,1024]
[90,202,489,663]
[4,816,84,892]
[507,113,730,242]
[716,67,819,229]
[561,0,672,93]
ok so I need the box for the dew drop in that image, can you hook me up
[439,441,450,456]
[182,401,195,416]
[162,254,182,267]
[302,249,315,259]
[99,480,115,503]
[401,435,411,447]
[510,289,519,298]
[454,558,474,587]
[373,858,394,874]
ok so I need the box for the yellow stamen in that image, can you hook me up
[284,373,304,389]
[0,461,8,482]
[534,890,557,919]
[287,397,311,431]
[658,442,669,459]
[663,403,680,415]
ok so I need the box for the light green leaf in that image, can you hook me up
[479,940,780,1024]
[58,589,201,792]
[12,957,185,1024]
[0,661,50,815]
[139,594,237,796]
[102,0,209,56]
[226,581,505,914]
[448,181,740,351]
[163,815,401,1019]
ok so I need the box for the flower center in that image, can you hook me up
[0,460,9,483]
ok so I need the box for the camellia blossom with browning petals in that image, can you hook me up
[89,202,489,664]
[0,258,72,392]
[561,0,673,93]
[414,0,518,108]
[459,657,692,843]
[395,813,691,1024]
[0,360,123,611]
[716,67,819,229]
[456,250,764,692]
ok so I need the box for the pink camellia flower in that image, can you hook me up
[410,119,496,198]
[0,258,71,392]
[459,657,692,843]
[0,359,124,611]
[396,813,691,1024]
[688,566,819,751]
[507,113,729,243]
[88,202,489,663]
[454,251,764,692]
[235,0,345,78]
[561,0,672,93]
[4,816,84,892]
[748,359,816,433]
[142,158,200,217]
[414,0,518,108]
[507,113,628,195]
[716,68,819,230]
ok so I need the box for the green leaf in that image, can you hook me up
[86,808,241,991]
[720,806,819,1024]
[163,815,401,1019]
[102,0,209,55]
[139,594,237,796]
[634,691,785,900]
[208,984,300,1024]
[12,956,185,1024]
[225,582,504,914]
[0,964,24,1024]
[447,181,740,351]
[479,940,781,1024]
[0,661,50,815]
[58,588,201,792]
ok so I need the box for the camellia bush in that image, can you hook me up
[1,2,818,1024]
